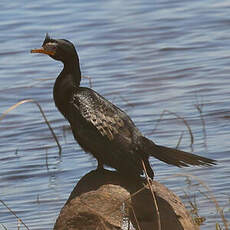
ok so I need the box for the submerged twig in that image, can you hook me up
[45,148,49,171]
[0,200,30,230]
[0,99,62,154]
[152,109,194,150]
[176,131,184,149]
[194,98,207,148]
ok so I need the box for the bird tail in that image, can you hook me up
[141,136,216,167]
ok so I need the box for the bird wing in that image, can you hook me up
[71,88,135,144]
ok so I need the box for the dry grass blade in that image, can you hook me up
[142,160,161,230]
[0,99,62,154]
[0,200,30,230]
[152,109,194,149]
[34,100,62,154]
[163,173,229,230]
[0,100,32,121]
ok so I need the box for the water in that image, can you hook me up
[0,0,230,229]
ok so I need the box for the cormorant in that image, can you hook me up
[31,34,216,179]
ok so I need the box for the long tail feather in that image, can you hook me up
[141,136,216,167]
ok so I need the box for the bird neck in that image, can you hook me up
[53,57,81,118]
[62,57,81,87]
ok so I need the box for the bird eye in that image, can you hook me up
[43,42,57,54]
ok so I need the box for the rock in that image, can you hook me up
[53,169,198,230]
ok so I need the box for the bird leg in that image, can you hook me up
[96,158,104,171]
[143,158,154,179]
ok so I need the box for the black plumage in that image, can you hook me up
[31,34,216,179]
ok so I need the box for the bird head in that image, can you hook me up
[31,33,78,62]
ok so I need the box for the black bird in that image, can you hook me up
[31,34,216,179]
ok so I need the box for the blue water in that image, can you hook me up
[0,0,230,229]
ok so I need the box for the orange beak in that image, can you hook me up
[31,47,55,56]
